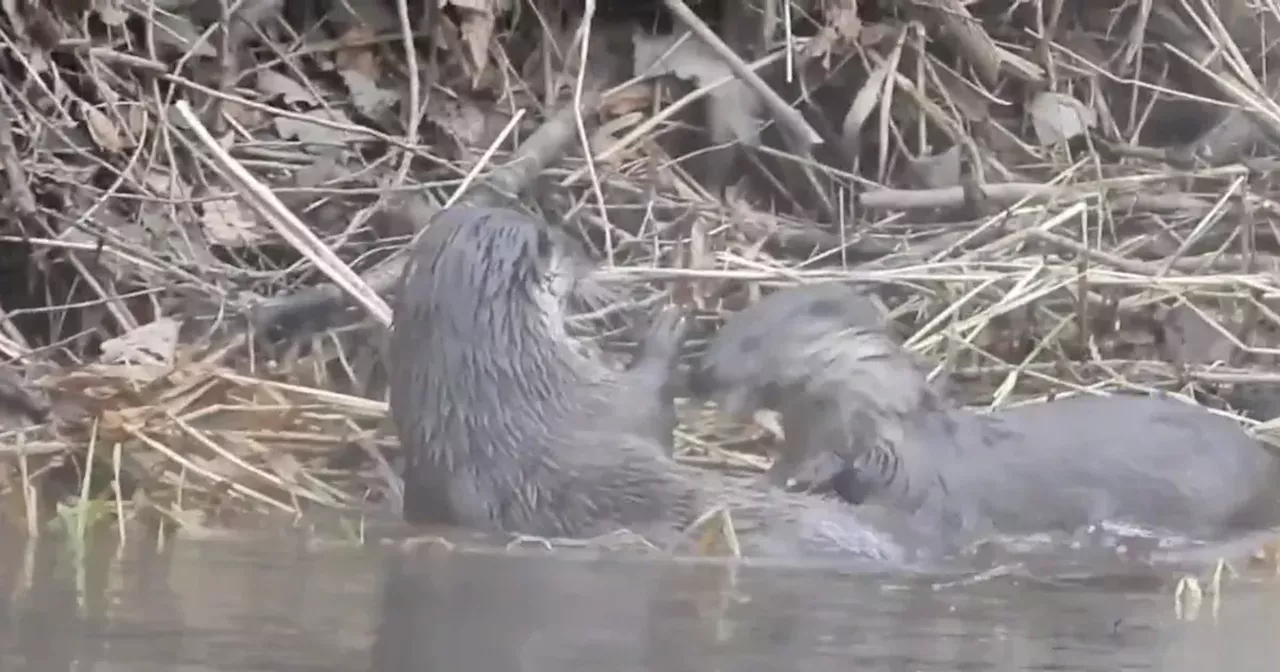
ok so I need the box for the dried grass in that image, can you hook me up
[0,0,1279,536]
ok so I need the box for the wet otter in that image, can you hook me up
[386,208,947,565]
[689,282,1280,538]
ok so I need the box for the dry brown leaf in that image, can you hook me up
[590,112,643,159]
[124,103,150,141]
[828,0,862,40]
[841,58,890,150]
[458,8,495,82]
[859,21,900,47]
[263,450,307,485]
[94,0,129,26]
[447,0,501,79]
[201,196,264,247]
[600,82,654,118]
[330,0,397,33]
[257,70,317,106]
[2,0,25,38]
[906,146,963,189]
[428,96,489,149]
[809,0,863,63]
[336,24,380,76]
[633,32,764,146]
[1158,304,1237,366]
[100,317,181,370]
[167,508,208,532]
[274,108,362,147]
[83,104,123,152]
[156,12,216,56]
[222,100,265,127]
[927,60,992,123]
[341,69,399,118]
[141,167,192,200]
[1028,91,1096,145]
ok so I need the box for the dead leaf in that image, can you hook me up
[0,366,49,423]
[600,82,654,118]
[927,60,992,123]
[201,196,264,246]
[633,31,764,147]
[427,96,489,150]
[341,69,400,118]
[907,146,963,189]
[99,317,181,373]
[230,0,285,33]
[143,10,217,57]
[2,0,24,39]
[141,167,192,200]
[124,103,150,141]
[83,104,123,152]
[94,0,129,26]
[257,70,318,106]
[274,108,362,147]
[167,508,209,532]
[59,208,147,279]
[1158,303,1237,366]
[1028,91,1096,145]
[263,450,306,485]
[336,25,381,76]
[808,0,863,63]
[590,112,642,158]
[859,21,901,48]
[458,8,495,82]
[841,58,891,150]
[330,0,398,34]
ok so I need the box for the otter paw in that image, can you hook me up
[643,306,691,359]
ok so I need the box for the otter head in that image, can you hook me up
[689,283,886,417]
[528,223,596,335]
[391,207,613,524]
[396,207,601,339]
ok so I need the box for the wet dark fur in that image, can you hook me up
[387,208,947,564]
[690,283,1280,538]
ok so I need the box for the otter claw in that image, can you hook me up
[643,306,690,359]
[651,305,689,336]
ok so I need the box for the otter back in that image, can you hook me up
[690,283,1280,539]
[385,210,947,566]
[388,207,686,536]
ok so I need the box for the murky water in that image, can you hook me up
[1,523,1278,671]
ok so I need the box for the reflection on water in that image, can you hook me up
[1,522,1279,671]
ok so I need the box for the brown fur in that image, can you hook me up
[691,283,1280,539]
[386,208,944,564]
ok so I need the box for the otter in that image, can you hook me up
[688,282,1280,539]
[386,207,948,565]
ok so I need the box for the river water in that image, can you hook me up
[0,522,1277,671]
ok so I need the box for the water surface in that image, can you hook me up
[0,523,1277,671]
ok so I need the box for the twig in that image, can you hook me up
[172,100,393,326]
[857,182,1218,213]
[662,0,822,147]
[248,94,599,336]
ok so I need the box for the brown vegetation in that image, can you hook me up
[0,0,1277,538]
